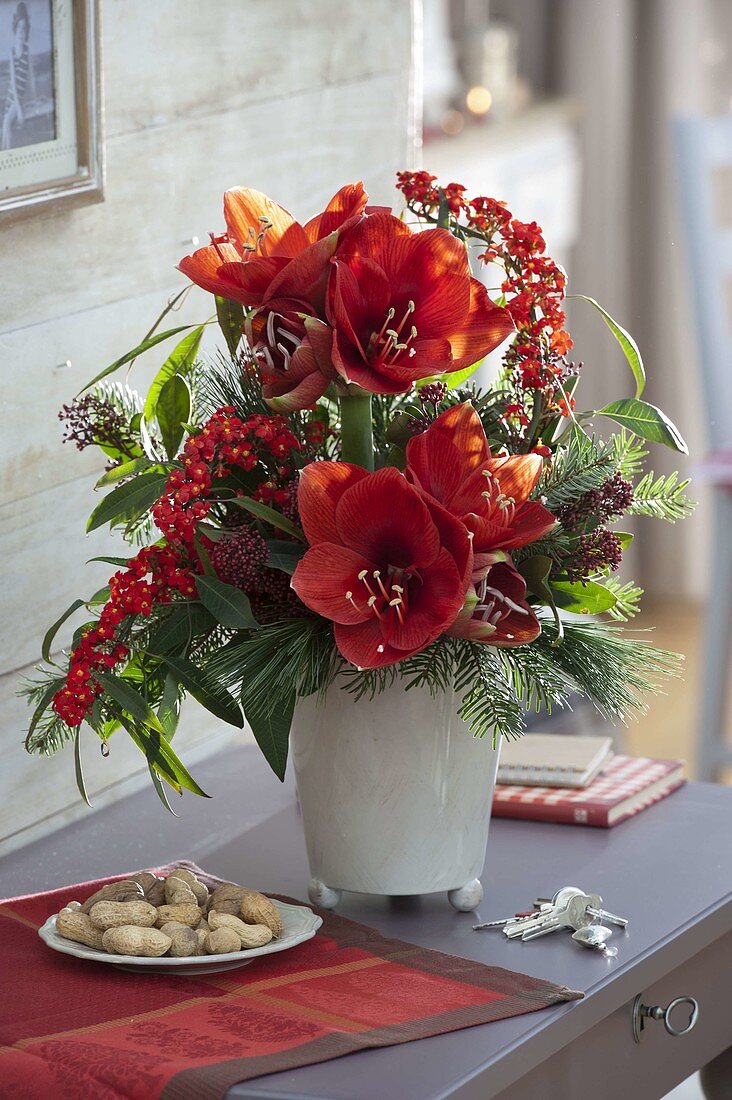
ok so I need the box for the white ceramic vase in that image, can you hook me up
[290,681,501,911]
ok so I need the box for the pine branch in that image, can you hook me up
[603,578,644,621]
[612,430,648,479]
[629,470,695,522]
[540,430,615,510]
[534,620,682,722]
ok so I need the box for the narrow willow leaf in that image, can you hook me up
[157,673,181,739]
[156,374,191,459]
[147,603,215,655]
[549,577,618,615]
[436,188,450,229]
[266,540,305,575]
[196,576,259,629]
[161,654,245,728]
[148,761,179,815]
[86,585,110,606]
[215,296,245,356]
[86,555,135,567]
[143,325,204,422]
[242,690,294,782]
[571,294,646,397]
[86,471,169,533]
[595,398,688,454]
[227,496,305,540]
[79,325,196,393]
[96,456,155,488]
[74,727,92,806]
[93,670,167,735]
[42,599,85,661]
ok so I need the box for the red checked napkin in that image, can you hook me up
[0,864,581,1099]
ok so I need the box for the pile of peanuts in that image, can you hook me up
[55,868,284,958]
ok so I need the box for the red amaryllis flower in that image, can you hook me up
[177,183,369,302]
[406,403,556,572]
[325,214,514,393]
[448,561,540,647]
[291,463,472,668]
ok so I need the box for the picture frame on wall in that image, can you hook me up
[0,0,102,224]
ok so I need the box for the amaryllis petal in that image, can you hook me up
[421,495,474,589]
[335,467,440,567]
[447,278,514,371]
[384,548,464,652]
[382,230,471,336]
[262,345,331,412]
[333,618,405,669]
[485,453,544,505]
[217,256,289,307]
[291,544,374,625]
[297,461,369,546]
[407,403,490,506]
[303,182,369,242]
[224,188,309,257]
[178,241,241,297]
[336,211,411,260]
[448,562,540,647]
[266,232,341,312]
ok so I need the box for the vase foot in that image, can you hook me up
[448,879,484,912]
[308,879,342,909]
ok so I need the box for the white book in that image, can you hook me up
[497,734,614,789]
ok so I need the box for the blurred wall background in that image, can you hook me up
[0,0,417,853]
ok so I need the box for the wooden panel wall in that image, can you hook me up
[0,0,416,854]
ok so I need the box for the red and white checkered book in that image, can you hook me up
[492,754,686,827]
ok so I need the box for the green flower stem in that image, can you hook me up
[339,390,374,471]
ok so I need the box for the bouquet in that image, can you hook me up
[22,174,693,807]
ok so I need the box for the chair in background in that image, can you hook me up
[674,114,732,781]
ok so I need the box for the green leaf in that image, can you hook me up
[227,496,305,540]
[595,398,688,454]
[518,555,564,643]
[42,599,86,661]
[86,555,136,567]
[436,188,450,229]
[160,654,245,728]
[143,325,204,422]
[74,727,92,806]
[194,536,216,577]
[156,374,191,459]
[96,456,155,488]
[266,540,304,575]
[80,325,197,393]
[571,294,646,397]
[215,296,245,356]
[196,576,259,629]
[157,673,181,739]
[86,585,110,607]
[549,577,618,615]
[148,761,179,815]
[616,531,634,549]
[86,471,169,533]
[119,716,209,797]
[147,603,216,654]
[242,689,294,781]
[92,670,167,735]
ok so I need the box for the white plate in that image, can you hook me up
[39,899,322,975]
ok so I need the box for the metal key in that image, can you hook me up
[586,905,629,928]
[505,894,582,938]
[521,891,597,940]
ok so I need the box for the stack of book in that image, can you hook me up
[492,734,685,828]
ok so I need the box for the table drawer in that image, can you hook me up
[495,930,732,1100]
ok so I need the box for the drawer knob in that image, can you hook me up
[632,993,699,1043]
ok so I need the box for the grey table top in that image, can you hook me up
[2,744,731,1100]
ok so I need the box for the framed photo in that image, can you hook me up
[0,0,102,223]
